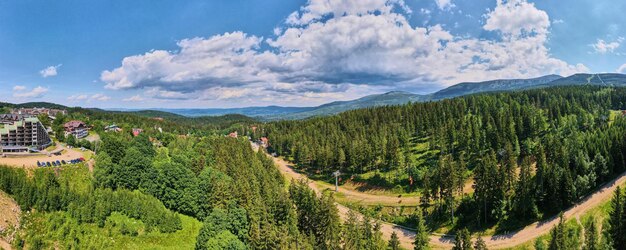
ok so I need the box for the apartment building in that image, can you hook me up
[0,115,52,153]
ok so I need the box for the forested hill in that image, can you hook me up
[544,73,626,87]
[266,73,626,120]
[265,91,429,120]
[260,86,626,230]
[0,101,69,110]
[430,74,563,100]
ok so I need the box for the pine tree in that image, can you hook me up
[609,187,624,249]
[474,236,488,250]
[548,214,565,250]
[584,219,598,250]
[453,228,473,250]
[513,156,536,219]
[413,207,429,250]
[389,231,401,250]
[343,211,362,250]
[370,222,387,250]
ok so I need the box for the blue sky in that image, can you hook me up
[1,0,625,108]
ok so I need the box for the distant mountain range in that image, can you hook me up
[10,73,625,121]
[143,73,626,120]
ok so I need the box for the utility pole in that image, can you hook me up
[333,170,340,192]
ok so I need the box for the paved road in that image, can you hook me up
[268,153,626,249]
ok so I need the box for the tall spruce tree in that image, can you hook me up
[474,236,488,250]
[584,219,598,250]
[389,231,401,250]
[548,214,566,250]
[609,187,624,249]
[452,228,473,250]
[413,206,429,250]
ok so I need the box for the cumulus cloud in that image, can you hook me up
[101,0,587,105]
[617,64,626,73]
[12,85,26,91]
[483,0,550,38]
[67,93,110,102]
[90,93,111,101]
[39,64,62,78]
[67,94,89,101]
[123,95,145,102]
[435,0,454,10]
[13,86,48,98]
[591,38,623,54]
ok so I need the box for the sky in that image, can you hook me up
[1,0,625,108]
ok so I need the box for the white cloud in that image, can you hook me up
[483,0,550,38]
[552,19,564,24]
[12,85,26,91]
[123,95,145,102]
[101,0,586,105]
[435,0,455,10]
[90,93,111,101]
[617,64,626,73]
[67,93,110,102]
[13,86,48,98]
[286,0,410,25]
[591,37,623,54]
[67,94,89,101]
[39,64,62,78]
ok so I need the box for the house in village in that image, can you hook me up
[64,120,88,139]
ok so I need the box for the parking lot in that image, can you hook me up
[0,147,87,169]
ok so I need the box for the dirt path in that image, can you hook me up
[272,157,419,206]
[0,238,11,250]
[270,153,626,249]
[271,155,449,249]
[0,191,19,250]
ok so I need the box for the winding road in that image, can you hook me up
[268,153,626,249]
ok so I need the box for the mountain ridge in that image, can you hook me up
[110,73,626,120]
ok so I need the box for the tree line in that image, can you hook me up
[262,86,626,229]
[0,166,182,234]
[93,131,413,249]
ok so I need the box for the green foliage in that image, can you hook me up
[94,135,304,249]
[66,134,77,147]
[584,219,599,250]
[413,206,429,250]
[0,166,182,234]
[548,216,564,250]
[289,179,341,249]
[452,228,473,250]
[18,211,201,250]
[388,231,400,250]
[342,211,386,250]
[474,236,487,250]
[196,207,249,250]
[608,187,625,248]
[265,86,626,231]
[205,230,247,250]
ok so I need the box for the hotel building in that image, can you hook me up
[0,114,52,153]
